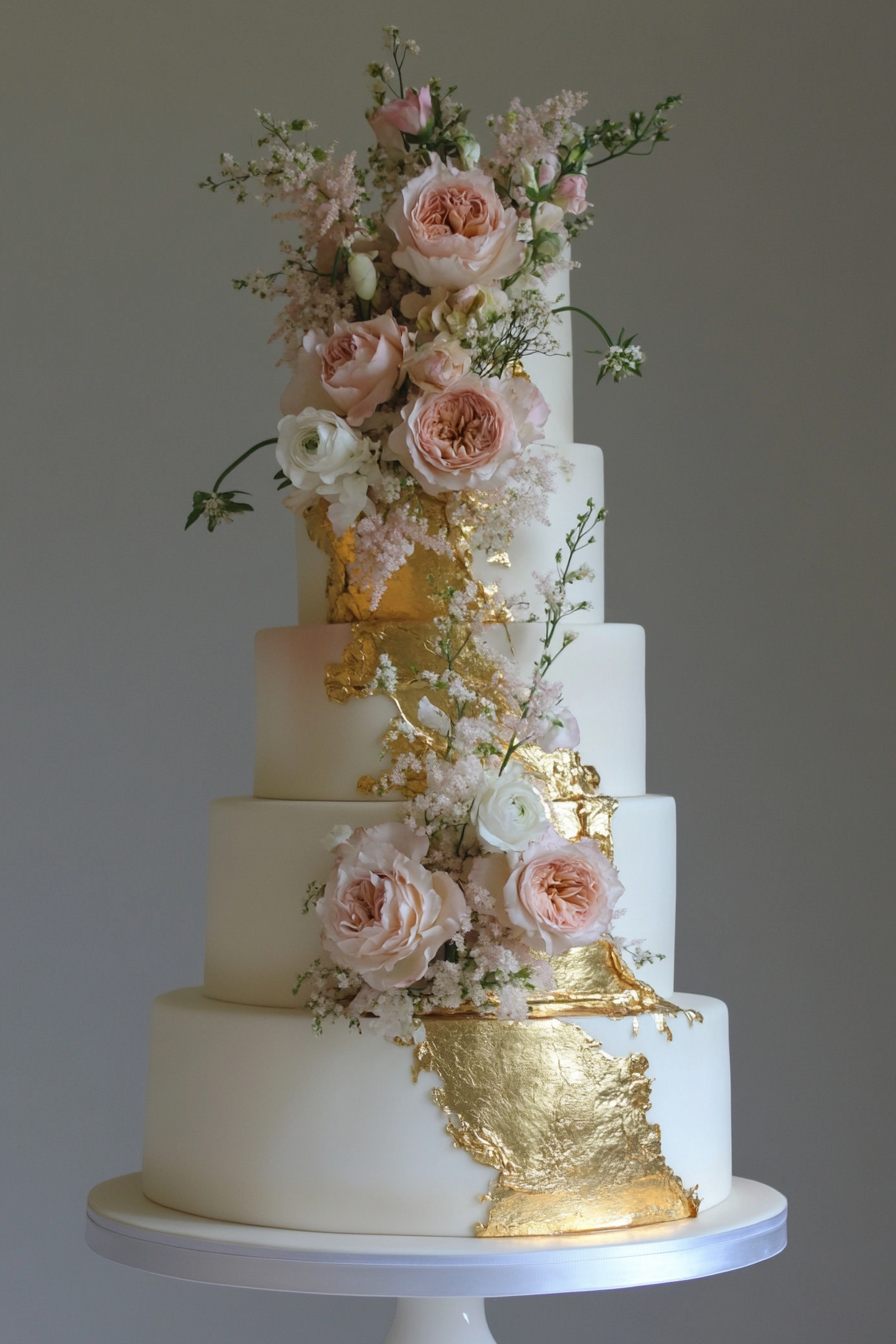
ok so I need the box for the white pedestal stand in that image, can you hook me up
[87,1174,785,1344]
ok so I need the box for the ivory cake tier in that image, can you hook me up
[142,989,730,1238]
[204,795,677,1007]
[254,620,645,802]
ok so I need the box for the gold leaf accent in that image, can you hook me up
[531,939,703,1037]
[414,1017,700,1236]
[304,490,497,624]
[516,743,616,854]
[324,620,513,796]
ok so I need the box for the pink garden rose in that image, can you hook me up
[473,829,623,956]
[388,374,521,494]
[385,157,525,292]
[552,174,590,216]
[316,823,466,990]
[402,333,471,392]
[317,313,411,426]
[368,86,433,156]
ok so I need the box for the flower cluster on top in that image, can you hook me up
[187,28,679,539]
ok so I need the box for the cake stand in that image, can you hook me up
[86,1174,786,1344]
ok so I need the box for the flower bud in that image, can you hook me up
[452,124,481,171]
[348,252,378,301]
[533,229,563,264]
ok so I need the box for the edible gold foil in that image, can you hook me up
[516,744,616,855]
[414,1017,700,1236]
[530,939,703,1038]
[304,491,497,625]
[324,618,514,796]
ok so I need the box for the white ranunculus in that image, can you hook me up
[536,706,581,752]
[472,764,549,854]
[417,696,451,735]
[277,409,380,536]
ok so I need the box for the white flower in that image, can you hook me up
[417,696,451,735]
[536,706,580,752]
[322,825,353,851]
[533,202,565,234]
[277,409,380,536]
[472,764,548,854]
[599,344,644,382]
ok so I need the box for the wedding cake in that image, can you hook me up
[140,33,731,1239]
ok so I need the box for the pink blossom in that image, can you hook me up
[535,706,580,752]
[537,154,560,187]
[388,374,521,494]
[316,313,411,426]
[385,158,525,292]
[368,86,433,155]
[317,823,465,990]
[501,375,550,446]
[552,174,590,216]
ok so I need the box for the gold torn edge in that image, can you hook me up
[421,938,702,1039]
[528,939,703,1038]
[413,1016,700,1236]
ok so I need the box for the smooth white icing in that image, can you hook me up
[254,622,644,802]
[142,989,729,1236]
[203,794,676,1009]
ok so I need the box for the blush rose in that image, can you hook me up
[387,374,521,494]
[385,157,525,292]
[472,830,623,956]
[316,822,466,990]
[316,313,411,426]
[368,86,433,156]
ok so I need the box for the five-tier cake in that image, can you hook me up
[139,34,730,1240]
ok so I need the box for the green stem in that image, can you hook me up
[213,437,278,493]
[552,306,613,348]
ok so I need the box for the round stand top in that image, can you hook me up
[86,1174,786,1297]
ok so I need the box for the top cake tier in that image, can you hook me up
[293,271,608,626]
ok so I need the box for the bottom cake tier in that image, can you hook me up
[141,989,731,1237]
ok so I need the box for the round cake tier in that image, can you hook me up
[253,621,645,802]
[203,795,677,1008]
[141,989,730,1238]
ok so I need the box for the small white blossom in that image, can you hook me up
[418,696,451,735]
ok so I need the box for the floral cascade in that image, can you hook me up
[190,29,682,1040]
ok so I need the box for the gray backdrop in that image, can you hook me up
[2,0,894,1340]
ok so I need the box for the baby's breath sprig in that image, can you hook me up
[584,95,682,168]
[499,497,605,772]
[184,436,277,532]
[553,306,644,386]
